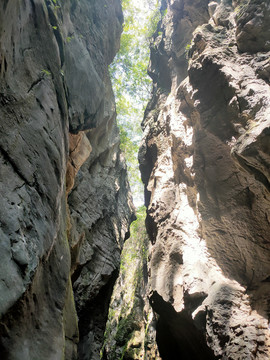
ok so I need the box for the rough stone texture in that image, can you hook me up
[102,211,161,360]
[0,1,134,359]
[139,0,270,358]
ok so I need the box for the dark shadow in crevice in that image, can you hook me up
[150,291,217,360]
[77,269,119,360]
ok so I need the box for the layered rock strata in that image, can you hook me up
[139,0,270,358]
[0,1,134,359]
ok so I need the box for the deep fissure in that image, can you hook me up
[0,0,270,359]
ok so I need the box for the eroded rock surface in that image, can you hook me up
[103,209,161,360]
[0,1,134,359]
[139,0,270,358]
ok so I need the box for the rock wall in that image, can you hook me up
[102,208,161,360]
[0,1,134,359]
[139,0,270,358]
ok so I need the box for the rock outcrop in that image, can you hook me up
[0,1,134,359]
[139,0,270,358]
[102,208,161,360]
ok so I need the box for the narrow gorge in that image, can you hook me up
[0,0,269,360]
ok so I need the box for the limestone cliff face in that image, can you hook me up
[103,210,161,360]
[0,1,134,359]
[139,0,270,358]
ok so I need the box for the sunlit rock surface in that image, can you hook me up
[139,0,270,358]
[0,1,134,359]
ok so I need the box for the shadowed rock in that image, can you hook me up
[0,1,134,359]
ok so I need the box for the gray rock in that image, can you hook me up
[236,0,270,53]
[140,0,270,358]
[0,0,134,359]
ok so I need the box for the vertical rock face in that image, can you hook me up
[139,0,270,358]
[0,1,134,359]
[103,210,161,360]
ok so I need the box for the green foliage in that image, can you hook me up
[103,0,162,351]
[102,204,149,359]
[50,0,60,13]
[115,312,136,346]
[41,69,51,76]
[147,4,162,39]
[111,0,161,207]
[160,7,168,24]
[120,218,145,276]
[66,35,74,43]
[185,42,192,59]
[119,206,147,284]
[130,206,147,235]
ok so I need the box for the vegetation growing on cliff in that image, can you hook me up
[103,2,162,359]
[110,0,160,207]
[101,206,159,360]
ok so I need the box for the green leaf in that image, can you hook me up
[110,0,161,207]
[41,69,51,76]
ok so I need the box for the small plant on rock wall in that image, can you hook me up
[66,35,75,43]
[185,42,193,59]
[101,205,149,360]
[41,69,51,77]
[161,8,167,18]
[50,0,60,13]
